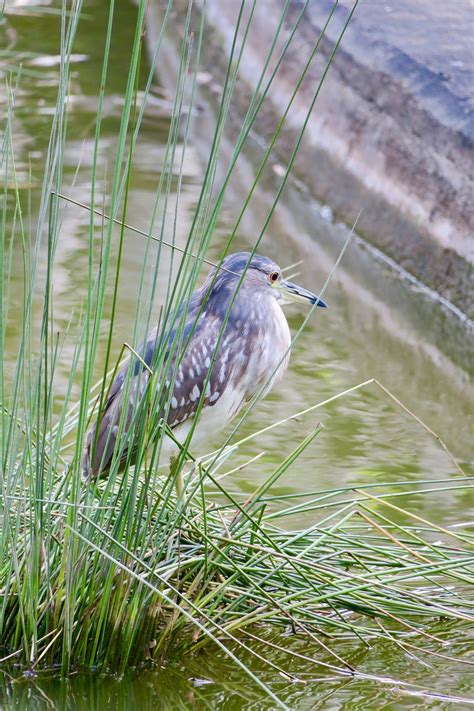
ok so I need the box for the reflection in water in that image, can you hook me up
[2,622,474,709]
[1,0,473,707]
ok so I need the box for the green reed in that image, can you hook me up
[1,1,473,708]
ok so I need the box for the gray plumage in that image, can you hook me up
[83,252,327,479]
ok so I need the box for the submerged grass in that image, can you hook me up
[1,0,473,707]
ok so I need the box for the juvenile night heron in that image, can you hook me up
[83,252,327,479]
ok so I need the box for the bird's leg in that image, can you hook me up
[169,454,184,500]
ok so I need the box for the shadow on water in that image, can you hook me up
[1,0,473,707]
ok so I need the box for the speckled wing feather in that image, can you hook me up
[83,306,232,479]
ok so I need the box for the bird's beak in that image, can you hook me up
[277,279,328,307]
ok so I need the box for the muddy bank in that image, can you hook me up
[150,0,473,318]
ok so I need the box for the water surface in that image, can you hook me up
[1,1,473,707]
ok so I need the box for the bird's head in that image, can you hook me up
[204,252,328,309]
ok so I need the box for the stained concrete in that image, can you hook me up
[149,0,473,318]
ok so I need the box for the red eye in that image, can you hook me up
[269,271,280,283]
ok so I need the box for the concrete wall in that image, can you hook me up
[150,0,473,318]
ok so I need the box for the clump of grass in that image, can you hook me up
[1,1,473,707]
[1,426,473,705]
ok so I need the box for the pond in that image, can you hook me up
[1,0,473,707]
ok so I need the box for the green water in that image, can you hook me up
[1,1,473,707]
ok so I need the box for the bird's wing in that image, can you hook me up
[83,357,151,479]
[83,309,234,479]
[165,311,229,429]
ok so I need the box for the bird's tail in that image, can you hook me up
[82,426,95,480]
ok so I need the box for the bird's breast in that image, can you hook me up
[233,296,291,403]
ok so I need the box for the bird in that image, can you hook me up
[83,252,327,479]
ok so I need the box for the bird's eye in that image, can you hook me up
[269,271,280,284]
